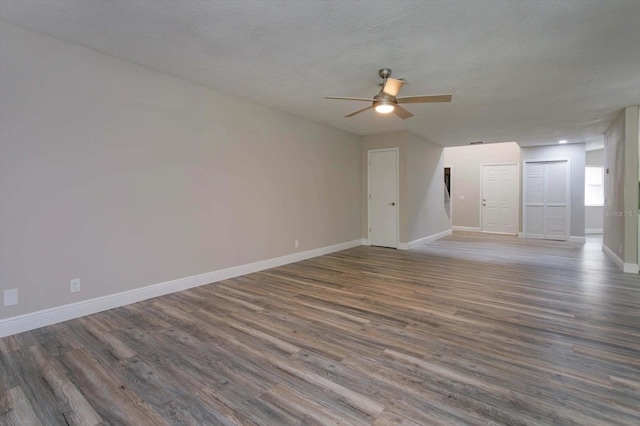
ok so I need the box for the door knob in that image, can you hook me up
[389,202,396,206]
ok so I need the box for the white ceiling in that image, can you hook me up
[1,0,639,148]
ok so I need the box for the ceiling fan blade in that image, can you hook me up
[397,94,452,104]
[326,96,375,102]
[382,78,405,97]
[392,105,414,120]
[345,105,374,118]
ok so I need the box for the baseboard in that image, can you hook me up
[397,243,409,250]
[361,239,370,246]
[452,226,481,232]
[522,233,582,242]
[601,243,638,273]
[0,239,363,338]
[521,233,545,239]
[407,229,453,249]
[568,236,586,243]
[585,228,603,234]
[603,243,624,269]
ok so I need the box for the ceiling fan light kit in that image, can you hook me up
[326,68,452,119]
[374,100,395,114]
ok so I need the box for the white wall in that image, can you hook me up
[443,142,520,230]
[520,143,586,240]
[0,21,362,321]
[585,207,604,233]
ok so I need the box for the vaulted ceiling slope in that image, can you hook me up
[1,0,639,147]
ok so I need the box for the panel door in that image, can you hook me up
[482,164,518,234]
[369,150,398,248]
[524,161,568,240]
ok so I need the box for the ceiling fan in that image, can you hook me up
[326,68,452,119]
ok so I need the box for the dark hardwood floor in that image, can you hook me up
[1,233,639,425]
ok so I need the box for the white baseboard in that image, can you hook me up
[601,243,638,274]
[521,233,545,239]
[361,238,370,246]
[585,228,603,234]
[602,245,639,273]
[522,234,585,243]
[397,243,409,250]
[407,229,453,249]
[0,239,363,338]
[452,226,481,232]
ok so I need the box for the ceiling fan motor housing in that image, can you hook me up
[378,68,392,79]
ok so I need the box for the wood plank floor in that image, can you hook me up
[1,233,639,425]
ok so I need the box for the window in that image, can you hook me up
[585,166,604,206]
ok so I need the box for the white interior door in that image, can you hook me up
[524,161,568,240]
[525,163,546,238]
[369,149,398,248]
[481,164,518,234]
[544,162,568,240]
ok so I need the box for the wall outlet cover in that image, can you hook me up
[4,289,18,306]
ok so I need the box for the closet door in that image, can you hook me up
[524,161,569,240]
[525,163,546,239]
[544,162,568,240]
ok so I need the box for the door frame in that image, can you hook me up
[522,158,571,240]
[479,162,519,234]
[444,164,453,227]
[367,148,400,248]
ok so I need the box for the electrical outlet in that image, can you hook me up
[295,240,299,248]
[70,278,81,293]
[3,289,18,306]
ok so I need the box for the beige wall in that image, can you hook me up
[603,106,639,269]
[405,133,450,242]
[0,22,362,319]
[361,132,449,245]
[443,143,520,229]
[623,106,639,266]
[604,111,627,259]
[585,149,604,232]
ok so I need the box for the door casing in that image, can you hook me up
[522,159,571,241]
[367,148,399,248]
[480,163,519,235]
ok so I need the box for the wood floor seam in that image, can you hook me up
[1,233,639,425]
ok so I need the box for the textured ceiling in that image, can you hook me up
[1,0,639,148]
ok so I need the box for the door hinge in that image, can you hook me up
[369,227,371,233]
[369,194,371,199]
